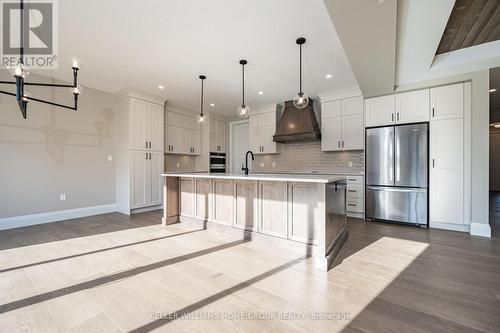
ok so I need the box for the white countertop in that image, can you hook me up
[162,172,346,183]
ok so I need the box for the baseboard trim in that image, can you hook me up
[131,205,162,214]
[429,221,470,233]
[470,222,491,238]
[0,204,117,231]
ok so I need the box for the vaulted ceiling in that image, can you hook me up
[25,0,359,116]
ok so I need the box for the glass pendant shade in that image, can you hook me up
[237,105,249,118]
[197,114,205,123]
[293,92,309,109]
[71,85,83,95]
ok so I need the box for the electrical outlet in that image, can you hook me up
[349,161,353,168]
[107,155,113,161]
[260,162,264,168]
[272,162,276,168]
[60,193,66,201]
[176,163,180,168]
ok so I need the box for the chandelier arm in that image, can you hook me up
[0,81,16,85]
[25,95,77,110]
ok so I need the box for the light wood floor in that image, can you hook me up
[0,210,499,332]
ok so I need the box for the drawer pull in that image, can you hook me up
[348,189,357,192]
[347,203,357,207]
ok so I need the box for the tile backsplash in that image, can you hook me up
[165,154,196,172]
[254,141,364,174]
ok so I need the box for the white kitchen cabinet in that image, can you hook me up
[210,118,227,153]
[395,89,430,124]
[430,118,464,225]
[116,90,165,215]
[322,96,363,151]
[365,95,395,127]
[346,176,364,218]
[165,110,201,155]
[249,104,281,155]
[130,150,164,209]
[321,116,342,150]
[430,83,464,120]
[130,98,164,151]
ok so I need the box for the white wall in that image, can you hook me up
[395,70,490,237]
[0,71,116,221]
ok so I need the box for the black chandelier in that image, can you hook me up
[0,0,81,119]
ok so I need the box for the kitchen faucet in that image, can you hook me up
[242,150,254,175]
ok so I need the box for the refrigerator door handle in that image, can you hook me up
[366,186,427,193]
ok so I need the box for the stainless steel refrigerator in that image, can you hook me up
[365,123,428,226]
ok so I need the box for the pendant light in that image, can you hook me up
[197,75,206,124]
[293,37,309,109]
[236,59,249,118]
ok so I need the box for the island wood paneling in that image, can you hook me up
[179,178,195,218]
[234,180,258,231]
[259,181,288,238]
[288,183,320,245]
[212,179,234,226]
[195,178,211,221]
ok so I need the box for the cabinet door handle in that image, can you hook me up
[432,158,435,168]
[396,113,399,121]
[145,152,148,160]
[337,141,340,148]
[432,108,435,118]
[342,141,344,148]
[347,203,357,207]
[145,141,148,148]
[149,141,152,149]
[348,189,356,192]
[392,113,394,122]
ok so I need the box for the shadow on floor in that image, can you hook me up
[337,219,500,332]
[128,256,306,333]
[0,238,250,314]
[0,211,162,251]
[0,229,204,274]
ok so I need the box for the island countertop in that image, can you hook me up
[162,172,346,183]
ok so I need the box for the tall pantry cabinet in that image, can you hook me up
[116,90,165,214]
[429,82,469,229]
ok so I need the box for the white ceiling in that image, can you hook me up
[28,0,359,116]
[324,0,397,98]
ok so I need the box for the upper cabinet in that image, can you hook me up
[364,95,395,127]
[430,83,464,120]
[130,98,164,151]
[395,89,430,124]
[210,118,227,153]
[365,89,430,127]
[322,96,363,151]
[165,109,201,155]
[249,104,281,155]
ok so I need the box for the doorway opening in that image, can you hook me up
[489,67,500,236]
[230,120,249,174]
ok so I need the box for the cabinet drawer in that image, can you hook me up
[346,198,364,213]
[346,176,364,185]
[347,185,364,198]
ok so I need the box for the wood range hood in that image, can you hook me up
[273,100,321,143]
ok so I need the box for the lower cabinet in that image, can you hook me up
[212,179,234,226]
[195,178,211,221]
[288,183,320,244]
[258,181,288,238]
[180,178,195,218]
[131,150,164,209]
[234,180,258,231]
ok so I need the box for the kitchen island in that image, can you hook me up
[161,172,348,270]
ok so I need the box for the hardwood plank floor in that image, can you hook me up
[0,209,499,332]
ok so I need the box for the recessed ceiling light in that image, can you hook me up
[258,91,264,95]
[378,0,385,3]
[158,85,164,90]
[490,88,497,93]
[325,74,332,79]
[210,103,215,107]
